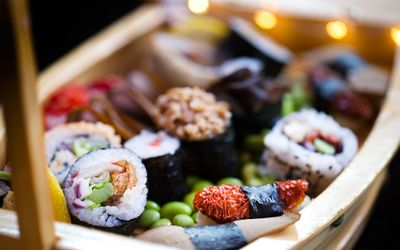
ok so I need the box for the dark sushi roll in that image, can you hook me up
[308,65,374,120]
[220,18,293,78]
[193,179,308,223]
[63,148,147,235]
[124,130,188,204]
[153,87,239,181]
[45,122,121,186]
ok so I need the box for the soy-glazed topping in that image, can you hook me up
[154,87,231,140]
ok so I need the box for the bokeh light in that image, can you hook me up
[326,21,348,40]
[188,0,209,15]
[254,10,277,30]
[391,26,400,46]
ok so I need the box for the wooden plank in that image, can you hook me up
[0,0,56,249]
[211,0,400,27]
[0,209,173,250]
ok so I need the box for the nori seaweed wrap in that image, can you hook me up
[181,126,239,181]
[219,18,293,78]
[124,130,188,204]
[63,148,147,235]
[154,87,239,181]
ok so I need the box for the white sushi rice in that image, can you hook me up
[63,148,147,227]
[124,130,180,159]
[45,122,121,185]
[260,109,358,195]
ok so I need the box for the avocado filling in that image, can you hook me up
[72,160,136,209]
[283,121,342,155]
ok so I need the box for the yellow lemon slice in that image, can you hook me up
[47,169,71,223]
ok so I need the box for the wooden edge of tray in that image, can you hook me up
[211,0,400,27]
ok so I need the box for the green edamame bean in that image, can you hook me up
[138,209,161,228]
[172,214,194,227]
[183,192,196,210]
[260,175,275,185]
[160,201,192,220]
[242,162,257,180]
[192,181,213,192]
[245,177,264,187]
[145,200,160,211]
[186,175,203,188]
[192,211,199,223]
[217,177,244,186]
[151,218,172,228]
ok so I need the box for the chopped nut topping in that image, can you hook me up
[154,87,231,140]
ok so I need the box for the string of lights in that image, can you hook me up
[182,0,400,45]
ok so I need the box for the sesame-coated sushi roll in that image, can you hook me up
[63,148,147,235]
[154,87,239,181]
[124,130,188,204]
[45,122,121,186]
[260,109,358,195]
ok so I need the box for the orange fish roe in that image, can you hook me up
[276,179,308,211]
[193,184,250,223]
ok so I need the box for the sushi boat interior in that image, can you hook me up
[1,0,400,249]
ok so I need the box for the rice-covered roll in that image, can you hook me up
[124,130,188,204]
[154,87,239,181]
[63,148,147,235]
[45,122,121,186]
[260,109,358,195]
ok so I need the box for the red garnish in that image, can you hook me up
[148,135,163,147]
[276,179,308,211]
[88,75,122,94]
[44,84,89,130]
[193,184,250,223]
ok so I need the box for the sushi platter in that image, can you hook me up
[1,1,400,249]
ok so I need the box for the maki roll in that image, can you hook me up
[45,122,121,186]
[220,18,293,77]
[193,179,308,223]
[260,109,358,195]
[124,130,188,204]
[63,148,147,235]
[153,87,239,181]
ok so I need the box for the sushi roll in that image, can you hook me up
[63,148,147,235]
[220,18,293,77]
[45,122,121,186]
[153,87,239,181]
[260,109,358,195]
[124,130,188,204]
[193,179,308,223]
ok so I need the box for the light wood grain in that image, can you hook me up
[0,3,399,250]
[0,0,56,249]
[212,0,400,27]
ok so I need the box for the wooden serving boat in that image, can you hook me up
[1,1,400,249]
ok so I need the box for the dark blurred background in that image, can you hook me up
[29,1,398,248]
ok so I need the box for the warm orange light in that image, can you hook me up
[254,10,277,30]
[326,21,348,40]
[188,0,209,15]
[391,26,400,46]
